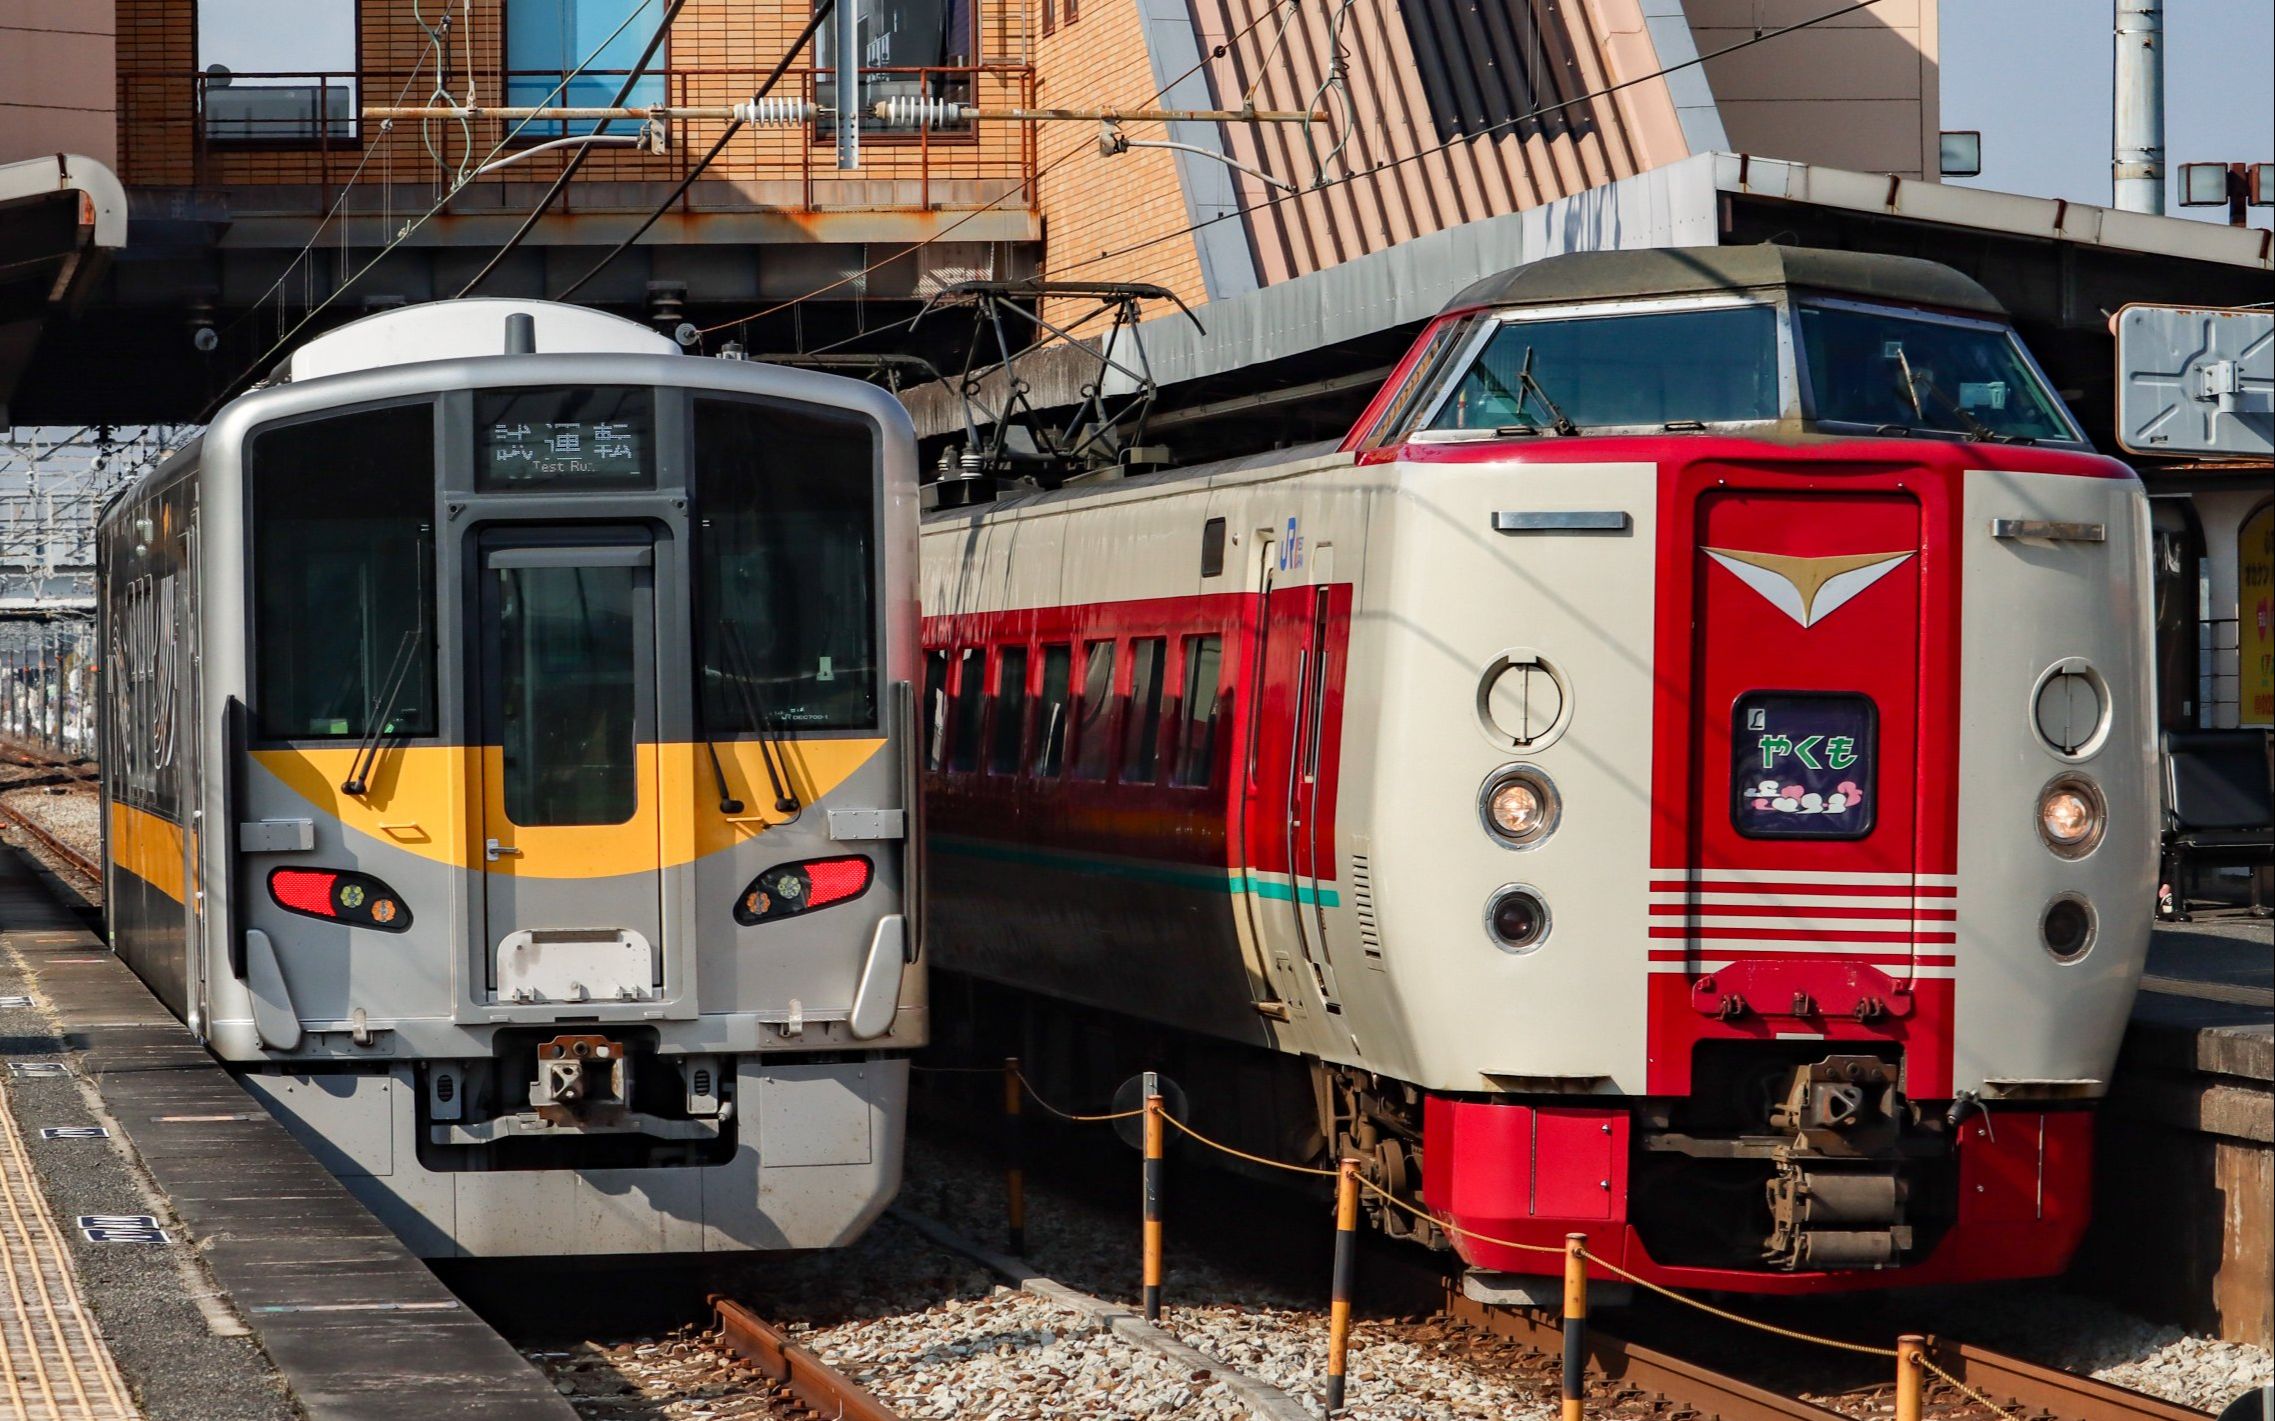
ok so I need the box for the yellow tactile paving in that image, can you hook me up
[0,1075,137,1421]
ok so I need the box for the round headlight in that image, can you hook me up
[1490,781,1543,835]
[1485,886,1551,952]
[1479,766,1560,848]
[2036,774,2106,859]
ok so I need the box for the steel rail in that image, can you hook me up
[0,798,101,886]
[1446,1287,1851,1421]
[710,1295,903,1421]
[1924,1338,2214,1421]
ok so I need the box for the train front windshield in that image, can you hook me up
[1425,304,1782,432]
[1796,301,2077,443]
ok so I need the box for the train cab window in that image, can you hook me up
[1172,635,1223,788]
[1796,302,2077,443]
[989,646,1029,775]
[695,397,878,732]
[496,561,641,826]
[1121,638,1168,783]
[249,403,437,740]
[949,647,985,773]
[1032,644,1072,777]
[1423,304,1778,433]
[1069,641,1117,781]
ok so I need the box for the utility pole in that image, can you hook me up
[2113,0,2165,214]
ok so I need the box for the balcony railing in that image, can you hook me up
[118,62,1038,216]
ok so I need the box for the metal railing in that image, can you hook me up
[118,62,1039,215]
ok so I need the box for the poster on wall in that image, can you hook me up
[2243,501,2273,728]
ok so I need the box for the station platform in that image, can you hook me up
[0,845,575,1421]
[2082,915,2273,1348]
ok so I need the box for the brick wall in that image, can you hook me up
[113,0,1032,207]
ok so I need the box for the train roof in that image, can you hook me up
[1443,245,2006,319]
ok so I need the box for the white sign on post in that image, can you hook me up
[2114,304,2274,459]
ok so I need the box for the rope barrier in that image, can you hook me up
[1355,1176,1566,1257]
[1008,1068,1145,1124]
[1158,1111,1340,1179]
[1578,1250,1898,1359]
[960,1056,1929,1392]
[1920,1353,2026,1421]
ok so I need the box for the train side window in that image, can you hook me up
[248,402,437,740]
[1032,644,1072,777]
[949,646,985,773]
[1121,638,1168,783]
[923,648,948,771]
[1200,518,1227,578]
[989,645,1029,775]
[1172,634,1223,787]
[1069,641,1117,781]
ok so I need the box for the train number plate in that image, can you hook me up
[1731,692,1877,839]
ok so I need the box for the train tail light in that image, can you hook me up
[267,868,412,931]
[1485,885,1550,952]
[735,855,874,926]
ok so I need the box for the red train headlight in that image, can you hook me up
[267,868,412,931]
[734,855,873,926]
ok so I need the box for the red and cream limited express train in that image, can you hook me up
[919,247,2154,1292]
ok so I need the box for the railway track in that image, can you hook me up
[0,793,101,886]
[710,1295,904,1421]
[1443,1287,2215,1421]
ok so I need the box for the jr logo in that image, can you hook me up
[1278,516,1305,572]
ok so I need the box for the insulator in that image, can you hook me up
[873,96,976,127]
[732,97,815,126]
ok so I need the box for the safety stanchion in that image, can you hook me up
[1561,1233,1588,1421]
[1003,1056,1026,1255]
[1141,1075,1166,1321]
[1324,1157,1360,1413]
[1896,1334,1924,1421]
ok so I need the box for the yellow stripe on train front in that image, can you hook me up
[251,740,886,877]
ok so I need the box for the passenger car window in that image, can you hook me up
[949,646,985,773]
[1426,305,1779,432]
[1033,644,1072,777]
[695,396,878,732]
[990,646,1029,775]
[1070,641,1117,781]
[923,648,948,771]
[1173,635,1222,787]
[1122,638,1168,782]
[250,402,437,740]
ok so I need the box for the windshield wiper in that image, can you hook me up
[703,737,744,815]
[1514,346,1580,436]
[718,620,801,815]
[1891,347,2026,443]
[341,626,420,796]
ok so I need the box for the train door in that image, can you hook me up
[473,533,666,1006]
[179,507,207,1038]
[1235,529,1342,1017]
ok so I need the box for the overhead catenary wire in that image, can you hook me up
[456,0,693,297]
[1062,0,1887,273]
[694,0,1311,338]
[548,0,837,304]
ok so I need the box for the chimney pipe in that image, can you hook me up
[504,312,537,355]
[2113,0,2165,214]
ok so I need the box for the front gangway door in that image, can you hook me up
[476,536,665,1007]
